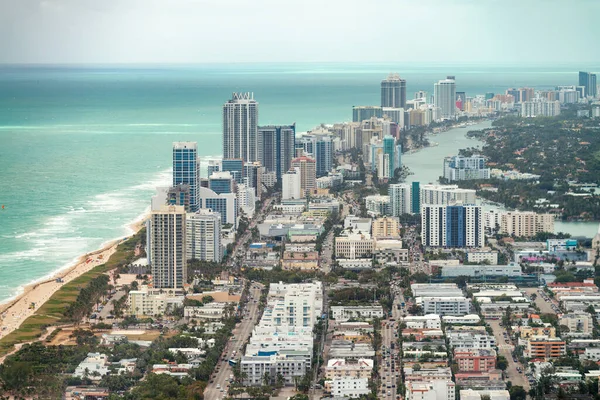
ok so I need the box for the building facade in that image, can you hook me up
[290,156,316,196]
[186,209,222,262]
[173,142,200,211]
[421,204,484,248]
[257,124,296,182]
[381,73,407,108]
[223,92,258,163]
[149,205,187,289]
[434,77,457,120]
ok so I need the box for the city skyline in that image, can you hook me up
[1,0,599,64]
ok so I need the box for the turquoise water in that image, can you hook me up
[0,63,597,303]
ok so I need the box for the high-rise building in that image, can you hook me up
[257,124,296,182]
[420,184,477,205]
[223,92,258,163]
[173,142,200,211]
[167,184,191,212]
[198,187,237,227]
[499,211,554,237]
[352,106,383,122]
[209,171,235,194]
[282,167,302,200]
[455,91,466,111]
[243,162,263,198]
[381,73,407,108]
[579,71,597,98]
[314,136,333,177]
[521,100,561,117]
[411,182,421,214]
[149,205,187,289]
[421,203,484,248]
[186,209,222,262]
[434,77,457,120]
[443,155,490,181]
[221,159,244,183]
[291,157,316,196]
[389,183,412,216]
[382,135,396,179]
[372,217,400,238]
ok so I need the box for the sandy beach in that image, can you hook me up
[0,216,147,339]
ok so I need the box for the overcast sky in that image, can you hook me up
[1,0,598,64]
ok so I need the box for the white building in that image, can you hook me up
[466,251,499,265]
[335,233,376,259]
[460,389,510,400]
[186,209,222,262]
[282,167,302,200]
[236,183,256,217]
[198,187,237,227]
[331,306,385,322]
[420,184,476,206]
[447,332,496,349]
[402,314,442,329]
[405,379,456,400]
[442,315,480,325]
[389,183,412,216]
[521,100,561,117]
[344,215,372,234]
[325,378,370,398]
[365,195,390,217]
[128,286,184,317]
[441,263,522,278]
[420,297,470,316]
[559,312,593,337]
[241,282,323,386]
[74,353,110,380]
[443,155,490,181]
[434,77,457,120]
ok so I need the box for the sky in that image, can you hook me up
[0,0,599,64]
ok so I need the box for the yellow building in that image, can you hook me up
[372,216,399,238]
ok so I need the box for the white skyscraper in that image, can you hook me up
[149,205,187,289]
[282,167,302,200]
[388,183,412,216]
[223,92,258,162]
[434,77,457,120]
[186,209,222,262]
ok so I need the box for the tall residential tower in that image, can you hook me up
[257,124,296,182]
[223,92,259,163]
[173,142,200,211]
[149,205,187,289]
[381,73,407,109]
[434,77,457,120]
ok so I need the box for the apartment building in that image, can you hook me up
[331,306,384,322]
[324,359,373,380]
[525,337,566,360]
[454,349,497,372]
[500,211,554,237]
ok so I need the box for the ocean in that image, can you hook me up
[0,63,597,303]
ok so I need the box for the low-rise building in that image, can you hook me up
[460,389,510,400]
[420,297,470,316]
[128,286,184,317]
[466,251,499,265]
[525,337,566,360]
[73,353,110,380]
[442,315,480,325]
[184,303,229,321]
[454,349,497,372]
[402,314,442,329]
[324,359,373,380]
[330,305,384,322]
[335,233,376,259]
[559,312,593,337]
[447,332,496,349]
[324,378,370,398]
[440,263,522,278]
[405,379,456,400]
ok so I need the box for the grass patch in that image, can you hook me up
[0,229,145,356]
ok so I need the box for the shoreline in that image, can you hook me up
[0,214,148,338]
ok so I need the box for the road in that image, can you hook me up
[378,281,402,400]
[487,319,529,391]
[229,196,274,268]
[97,290,126,320]
[204,282,264,400]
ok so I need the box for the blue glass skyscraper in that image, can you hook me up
[257,124,295,182]
[383,135,395,179]
[314,136,333,177]
[173,142,200,211]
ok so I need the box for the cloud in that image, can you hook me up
[0,0,598,64]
